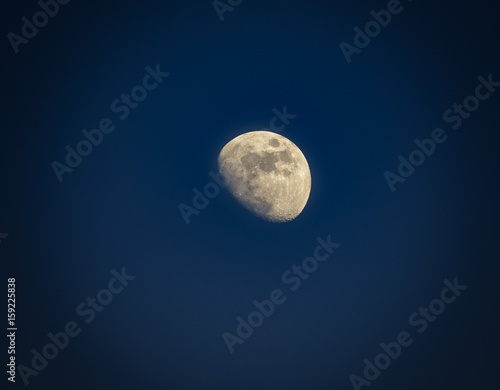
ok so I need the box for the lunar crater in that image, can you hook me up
[258,152,279,172]
[269,138,280,147]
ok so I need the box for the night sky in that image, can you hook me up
[2,0,500,389]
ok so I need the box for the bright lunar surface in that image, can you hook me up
[218,131,311,222]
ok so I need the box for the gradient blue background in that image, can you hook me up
[2,0,500,389]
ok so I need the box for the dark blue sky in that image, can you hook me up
[2,0,500,389]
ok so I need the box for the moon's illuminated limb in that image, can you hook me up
[218,131,311,222]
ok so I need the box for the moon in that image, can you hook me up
[218,131,311,222]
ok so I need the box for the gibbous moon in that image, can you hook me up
[218,131,311,222]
